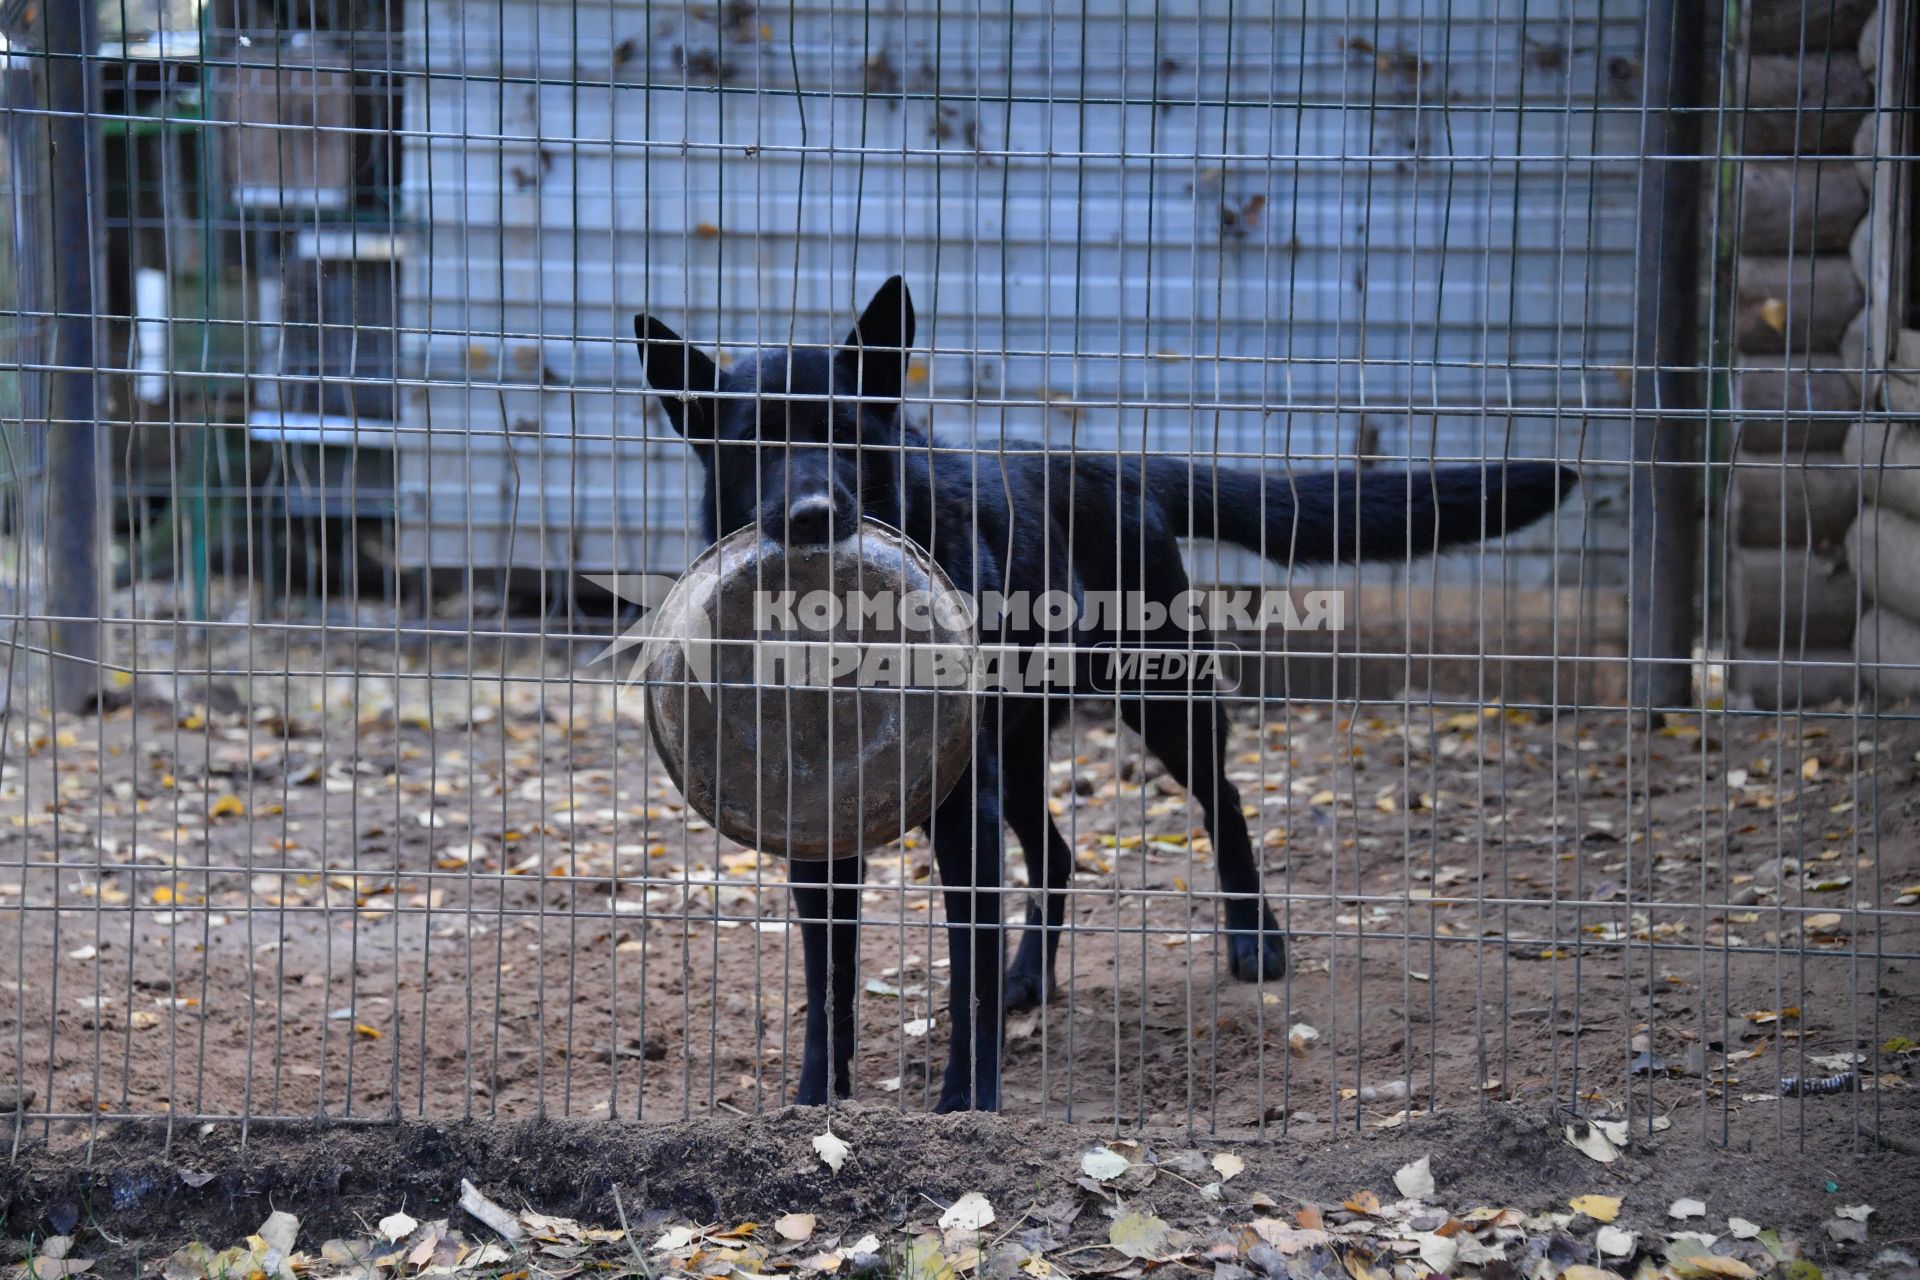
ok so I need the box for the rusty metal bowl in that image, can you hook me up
[640,520,979,860]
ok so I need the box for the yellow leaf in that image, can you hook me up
[354,1023,382,1040]
[1571,1195,1622,1223]
[1108,1212,1171,1261]
[1801,755,1821,781]
[1745,1007,1801,1024]
[210,794,246,819]
[903,1235,955,1280]
[1342,1190,1381,1215]
[1671,1257,1757,1280]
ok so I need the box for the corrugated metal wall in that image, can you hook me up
[394,0,1640,584]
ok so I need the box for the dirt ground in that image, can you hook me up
[1,632,1917,1154]
[2,1104,1918,1277]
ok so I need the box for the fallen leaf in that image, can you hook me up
[1562,1268,1626,1280]
[377,1211,418,1242]
[1597,1226,1636,1258]
[1109,1212,1172,1260]
[1393,1156,1435,1199]
[459,1180,524,1242]
[1081,1147,1130,1181]
[904,1235,956,1280]
[813,1129,851,1174]
[1418,1234,1458,1273]
[1250,1221,1329,1255]
[1672,1255,1757,1279]
[1343,1190,1381,1215]
[1835,1205,1872,1222]
[940,1193,996,1233]
[653,1226,697,1252]
[1669,1198,1707,1221]
[775,1213,816,1242]
[1572,1195,1623,1223]
[1210,1153,1245,1182]
[1567,1123,1620,1163]
[1728,1219,1761,1240]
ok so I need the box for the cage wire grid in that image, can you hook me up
[0,0,1912,1154]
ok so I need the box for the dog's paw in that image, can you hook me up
[793,1067,854,1107]
[933,1086,1002,1114]
[1004,967,1052,1013]
[1228,929,1287,982]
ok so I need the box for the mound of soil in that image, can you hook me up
[3,1102,1915,1274]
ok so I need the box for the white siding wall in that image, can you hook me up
[394,0,1640,583]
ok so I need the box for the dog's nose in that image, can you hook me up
[781,495,836,545]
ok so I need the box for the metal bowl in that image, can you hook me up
[641,520,979,860]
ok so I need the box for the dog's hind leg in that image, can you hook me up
[1001,731,1074,1012]
[928,760,1007,1112]
[790,855,864,1104]
[1123,695,1286,982]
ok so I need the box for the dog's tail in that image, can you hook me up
[1147,461,1578,566]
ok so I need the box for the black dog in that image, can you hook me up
[634,277,1575,1112]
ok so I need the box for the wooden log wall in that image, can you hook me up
[1727,0,1885,708]
[1840,0,1920,701]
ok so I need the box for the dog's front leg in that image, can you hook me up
[928,766,1006,1113]
[790,854,864,1104]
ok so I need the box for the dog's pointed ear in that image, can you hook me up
[838,276,916,401]
[634,314,719,439]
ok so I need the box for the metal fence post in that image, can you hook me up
[1628,0,1708,710]
[42,0,101,714]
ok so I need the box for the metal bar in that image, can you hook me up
[1628,0,1706,710]
[40,0,102,714]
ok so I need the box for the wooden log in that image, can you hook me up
[1858,4,1881,77]
[1739,163,1868,253]
[1849,214,1872,284]
[1729,646,1860,708]
[1845,502,1920,607]
[1844,420,1920,521]
[1734,353,1865,452]
[1838,306,1876,400]
[1852,113,1877,187]
[1736,255,1865,354]
[1731,450,1861,548]
[1738,54,1873,154]
[1882,328,1920,413]
[1746,0,1875,54]
[1858,606,1920,699]
[1730,545,1859,649]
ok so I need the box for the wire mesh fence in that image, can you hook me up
[0,0,1915,1156]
